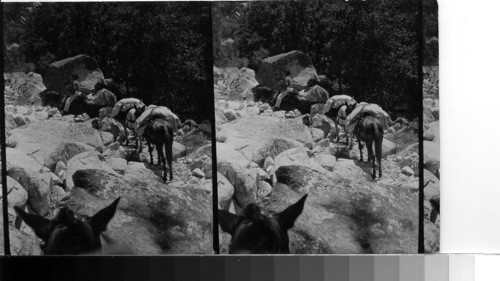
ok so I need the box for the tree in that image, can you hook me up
[4,2,213,122]
[215,0,421,119]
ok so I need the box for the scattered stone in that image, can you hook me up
[47,108,60,116]
[227,101,242,110]
[259,103,270,112]
[216,132,227,143]
[5,105,16,113]
[190,158,205,172]
[313,154,337,172]
[192,168,205,178]
[223,109,237,121]
[108,142,121,151]
[310,128,325,142]
[257,180,273,199]
[173,142,187,160]
[4,176,28,209]
[13,114,26,127]
[263,157,275,172]
[318,138,330,148]
[123,161,161,182]
[16,106,30,115]
[50,184,67,204]
[106,157,128,174]
[31,110,49,121]
[402,166,414,176]
[285,111,296,118]
[100,131,115,146]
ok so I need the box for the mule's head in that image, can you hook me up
[14,197,121,255]
[218,194,307,254]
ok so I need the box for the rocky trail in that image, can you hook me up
[2,72,214,255]
[214,66,440,254]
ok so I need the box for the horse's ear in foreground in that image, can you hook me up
[218,194,308,254]
[14,197,121,255]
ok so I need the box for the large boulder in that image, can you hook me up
[217,172,235,210]
[256,51,319,92]
[65,151,119,190]
[6,148,53,216]
[173,142,187,160]
[214,67,259,101]
[65,171,213,254]
[60,142,96,164]
[274,147,329,174]
[423,169,440,221]
[301,85,329,104]
[5,72,47,106]
[7,120,103,170]
[43,54,105,96]
[3,176,29,209]
[423,141,440,177]
[220,115,313,165]
[424,121,440,142]
[216,143,261,207]
[0,211,43,255]
[266,166,439,253]
[123,162,162,182]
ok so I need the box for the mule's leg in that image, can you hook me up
[167,139,173,181]
[123,123,129,146]
[156,144,163,166]
[138,133,143,153]
[358,138,364,162]
[366,140,374,163]
[366,140,376,179]
[134,128,138,149]
[156,143,167,182]
[375,137,383,178]
[334,121,340,143]
[343,125,349,145]
[134,128,142,152]
[147,141,154,165]
[348,132,354,150]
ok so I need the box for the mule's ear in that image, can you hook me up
[218,210,240,235]
[90,197,120,234]
[14,206,55,241]
[277,194,308,231]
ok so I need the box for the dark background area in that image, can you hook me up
[212,0,438,119]
[3,2,214,122]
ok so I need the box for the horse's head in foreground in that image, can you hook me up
[218,194,307,254]
[14,198,121,255]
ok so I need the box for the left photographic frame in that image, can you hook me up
[2,1,215,255]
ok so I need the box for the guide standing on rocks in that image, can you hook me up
[62,73,82,115]
[273,70,293,110]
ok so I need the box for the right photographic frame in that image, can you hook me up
[212,0,439,254]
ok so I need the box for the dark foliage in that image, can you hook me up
[3,2,213,122]
[213,0,438,119]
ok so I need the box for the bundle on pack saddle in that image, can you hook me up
[112,98,146,149]
[322,95,357,144]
